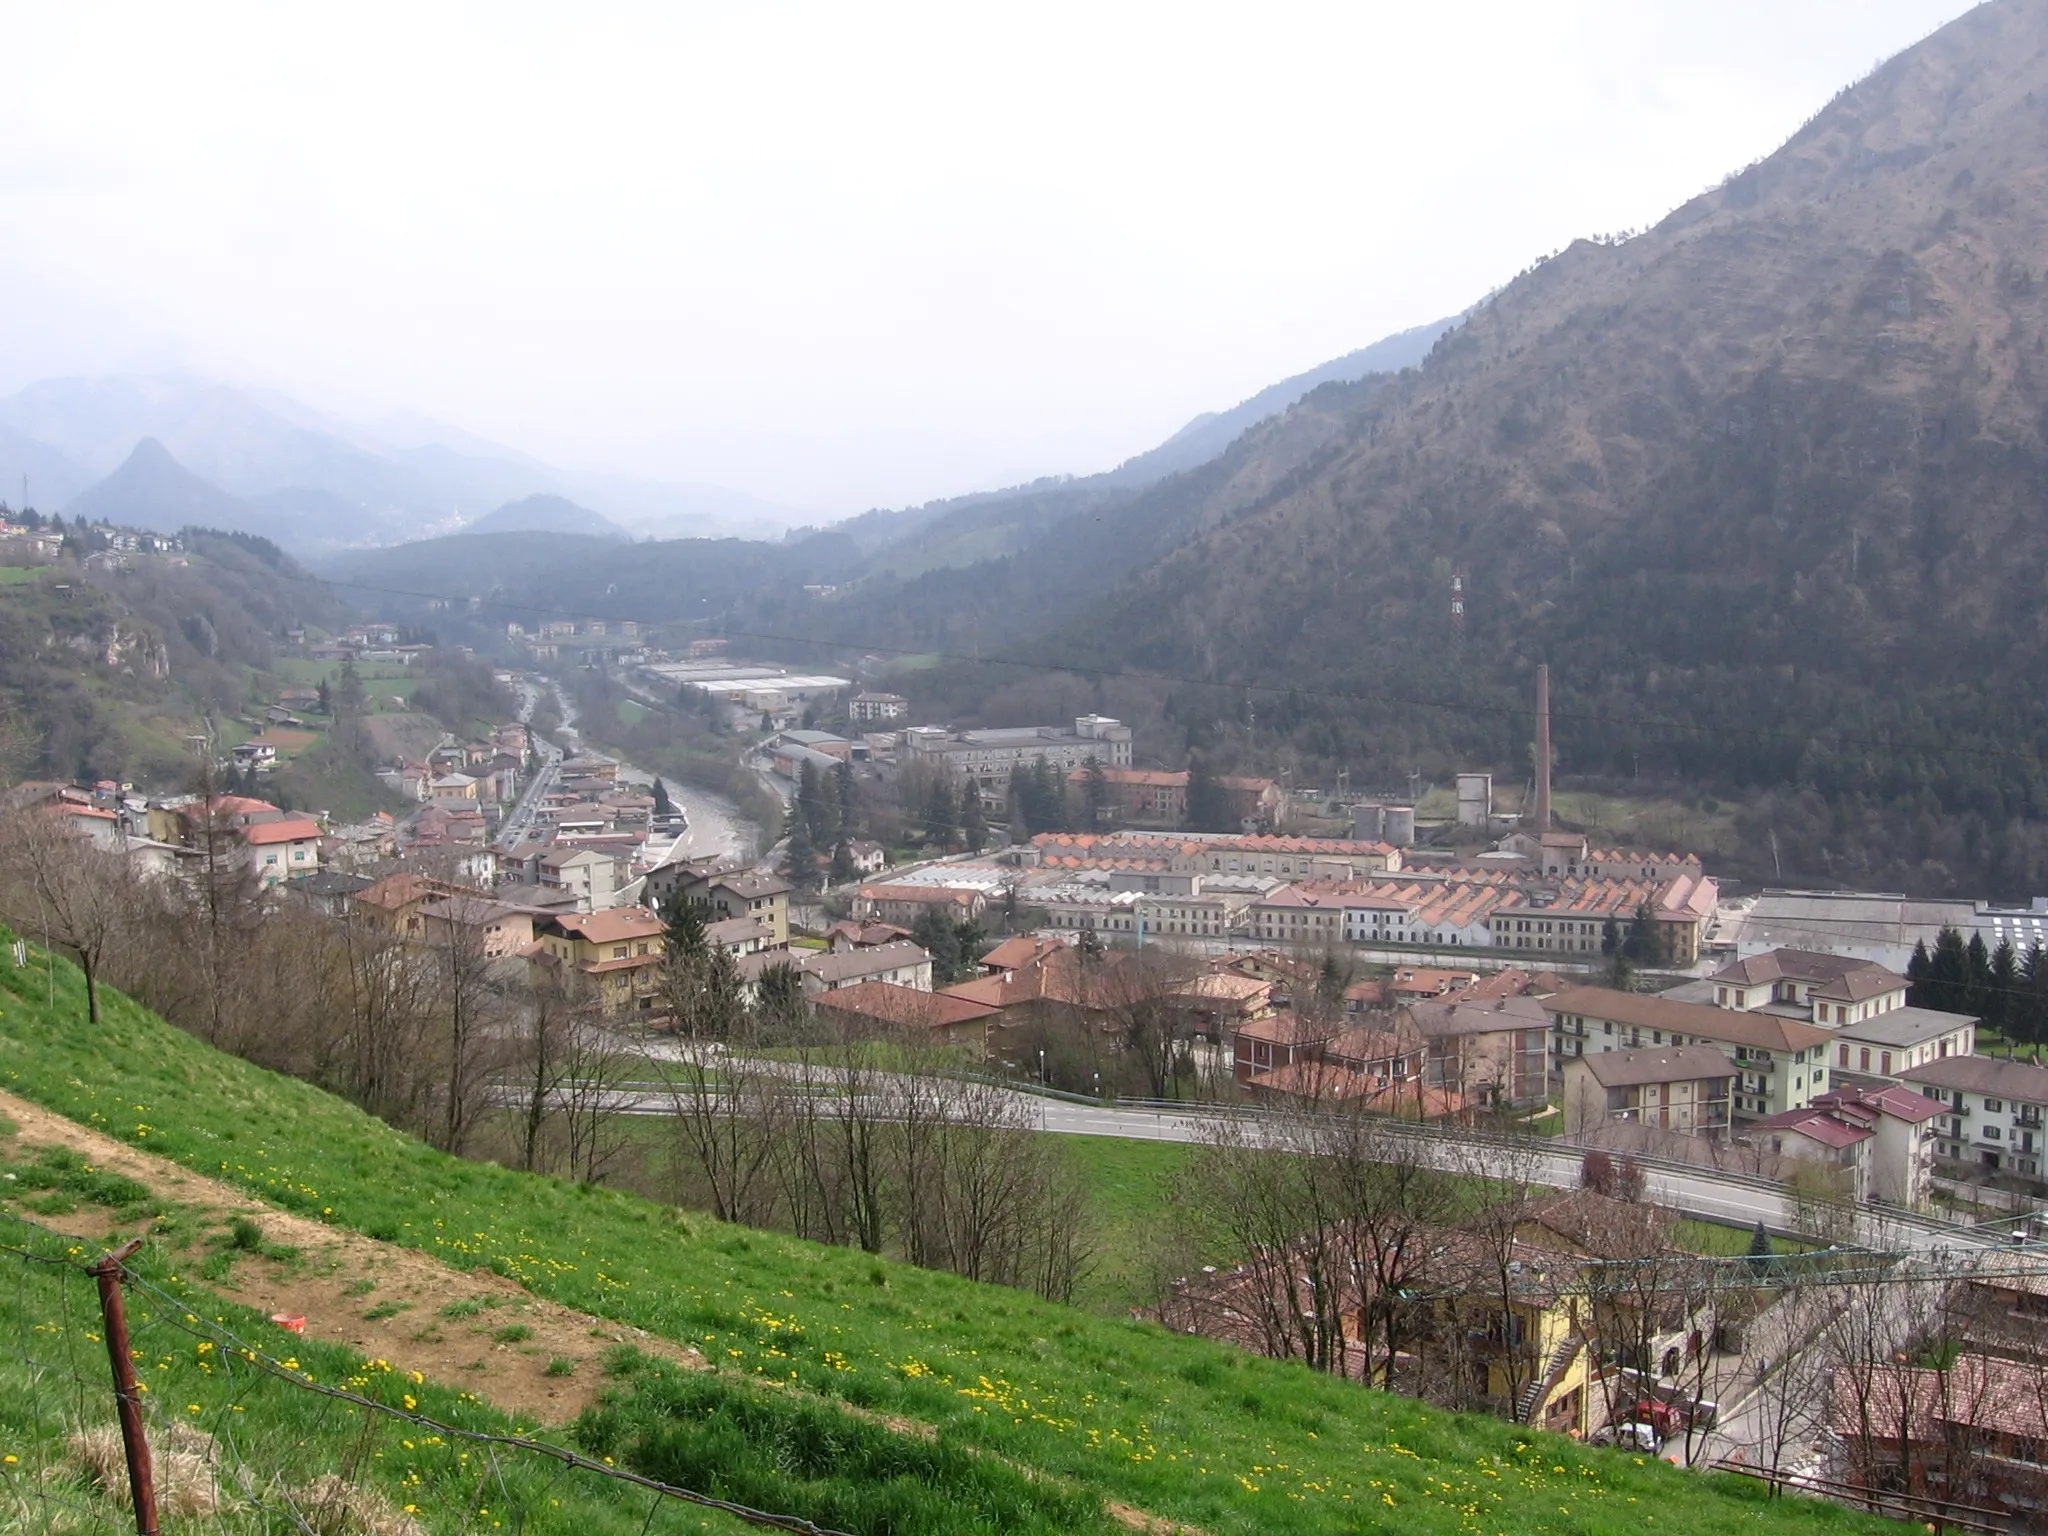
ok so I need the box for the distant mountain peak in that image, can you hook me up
[461,493,630,541]
[65,436,252,534]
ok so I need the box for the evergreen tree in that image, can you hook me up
[830,837,858,885]
[1600,917,1620,956]
[1081,756,1111,826]
[754,961,808,1037]
[1185,754,1232,832]
[912,906,964,984]
[962,790,988,853]
[651,777,674,818]
[1987,938,2020,1039]
[1928,927,1971,1015]
[1027,759,1068,834]
[834,758,859,838]
[334,658,367,716]
[782,814,819,890]
[1966,931,1993,1022]
[923,774,957,846]
[315,679,332,715]
[954,918,988,971]
[2023,945,2048,1050]
[662,893,707,962]
[1905,939,1933,1007]
[798,760,823,843]
[1622,902,1658,964]
[1746,1219,1772,1259]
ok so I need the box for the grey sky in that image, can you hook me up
[0,1,1977,513]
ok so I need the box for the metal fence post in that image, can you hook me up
[87,1237,156,1536]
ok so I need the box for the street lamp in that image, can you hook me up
[1093,1070,1100,1101]
[1039,1048,1047,1086]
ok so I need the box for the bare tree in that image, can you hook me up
[0,809,137,1024]
[1100,949,1203,1100]
[660,944,780,1225]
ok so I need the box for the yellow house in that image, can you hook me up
[530,905,669,1016]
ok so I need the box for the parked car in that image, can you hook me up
[1592,1420,1661,1453]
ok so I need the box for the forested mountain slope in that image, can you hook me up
[1019,0,2048,896]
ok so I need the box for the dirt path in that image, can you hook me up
[0,1088,703,1423]
[0,1089,1206,1531]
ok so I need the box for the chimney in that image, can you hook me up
[1535,664,1552,834]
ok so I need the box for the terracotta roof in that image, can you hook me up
[1546,987,1832,1054]
[980,934,1067,971]
[859,883,981,907]
[243,819,321,846]
[812,982,999,1030]
[544,906,669,945]
[1833,1356,2048,1445]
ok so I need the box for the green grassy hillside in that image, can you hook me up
[0,935,1889,1536]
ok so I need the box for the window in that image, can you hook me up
[1838,1044,1850,1067]
[1987,1126,2003,1140]
[1859,1048,1870,1071]
[1881,1052,1892,1074]
[1989,1100,2005,1113]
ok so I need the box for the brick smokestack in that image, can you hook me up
[1535,663,1552,833]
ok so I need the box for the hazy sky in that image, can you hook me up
[0,0,1979,513]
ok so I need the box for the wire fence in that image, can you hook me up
[0,1209,849,1536]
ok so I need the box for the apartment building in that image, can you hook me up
[1546,987,1834,1120]
[1900,1056,2048,1178]
[1562,1045,1736,1140]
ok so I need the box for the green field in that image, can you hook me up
[0,939,1894,1536]
[0,565,44,586]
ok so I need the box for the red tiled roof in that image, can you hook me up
[545,906,669,945]
[242,819,321,846]
[813,982,999,1030]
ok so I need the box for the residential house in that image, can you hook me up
[1830,1356,2048,1516]
[786,940,933,994]
[1742,1081,1944,1206]
[529,906,669,1018]
[810,981,999,1053]
[1546,987,1833,1120]
[1709,948,1909,1025]
[1562,1045,1736,1140]
[829,920,915,952]
[537,846,624,911]
[1408,994,1552,1109]
[695,869,792,946]
[429,772,479,802]
[240,817,323,885]
[706,916,776,956]
[854,881,985,928]
[1677,946,1976,1082]
[1900,1055,2048,1179]
[846,840,887,876]
[1161,972,1273,1041]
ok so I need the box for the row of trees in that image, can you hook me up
[0,810,1096,1304]
[1907,926,2048,1043]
